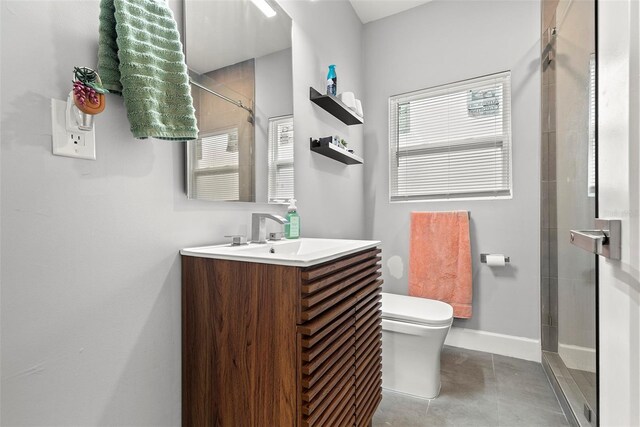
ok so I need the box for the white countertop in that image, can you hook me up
[180,238,381,267]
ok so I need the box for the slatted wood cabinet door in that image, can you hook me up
[182,247,382,426]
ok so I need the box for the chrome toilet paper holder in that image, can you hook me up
[480,254,510,263]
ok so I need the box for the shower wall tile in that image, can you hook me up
[548,83,556,132]
[549,227,558,278]
[542,87,550,133]
[542,50,553,84]
[541,228,550,279]
[559,278,596,348]
[542,1,559,32]
[542,277,550,325]
[557,278,596,349]
[557,232,594,280]
[542,325,558,352]
[549,182,557,228]
[549,326,558,352]
[550,278,558,326]
[549,132,557,181]
[542,181,549,229]
[543,62,550,86]
[542,133,549,181]
[542,23,550,45]
[548,56,556,85]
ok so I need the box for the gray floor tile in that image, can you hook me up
[373,389,429,427]
[425,390,499,426]
[440,346,495,387]
[494,354,564,412]
[373,348,567,427]
[493,354,548,385]
[424,347,499,426]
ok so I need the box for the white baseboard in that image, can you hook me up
[558,343,596,372]
[444,326,541,362]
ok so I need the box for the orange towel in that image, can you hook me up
[409,211,472,318]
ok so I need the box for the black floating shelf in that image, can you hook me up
[310,138,363,165]
[309,87,364,126]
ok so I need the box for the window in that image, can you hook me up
[191,129,240,201]
[587,55,596,197]
[389,72,512,201]
[268,115,294,203]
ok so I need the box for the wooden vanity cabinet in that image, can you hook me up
[182,247,382,427]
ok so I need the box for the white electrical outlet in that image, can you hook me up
[69,132,85,147]
[51,97,96,160]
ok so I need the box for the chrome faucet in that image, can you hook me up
[251,213,288,243]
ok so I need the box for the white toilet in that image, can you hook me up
[381,292,454,399]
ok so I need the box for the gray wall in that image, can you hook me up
[255,48,294,203]
[0,1,364,425]
[362,0,542,339]
[282,0,365,239]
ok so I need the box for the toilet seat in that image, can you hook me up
[381,292,453,327]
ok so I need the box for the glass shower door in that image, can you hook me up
[541,0,597,425]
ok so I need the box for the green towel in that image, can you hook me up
[98,0,198,140]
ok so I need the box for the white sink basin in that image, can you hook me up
[180,238,380,267]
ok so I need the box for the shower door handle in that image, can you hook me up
[569,219,621,260]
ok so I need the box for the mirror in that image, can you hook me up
[184,0,294,203]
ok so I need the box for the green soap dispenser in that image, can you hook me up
[285,198,300,239]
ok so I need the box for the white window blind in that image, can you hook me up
[389,72,512,201]
[268,115,294,203]
[587,55,596,197]
[193,129,240,201]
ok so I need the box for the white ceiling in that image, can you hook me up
[184,0,432,73]
[348,0,433,24]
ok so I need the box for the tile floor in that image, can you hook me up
[373,346,569,426]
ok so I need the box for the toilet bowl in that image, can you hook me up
[381,292,454,399]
